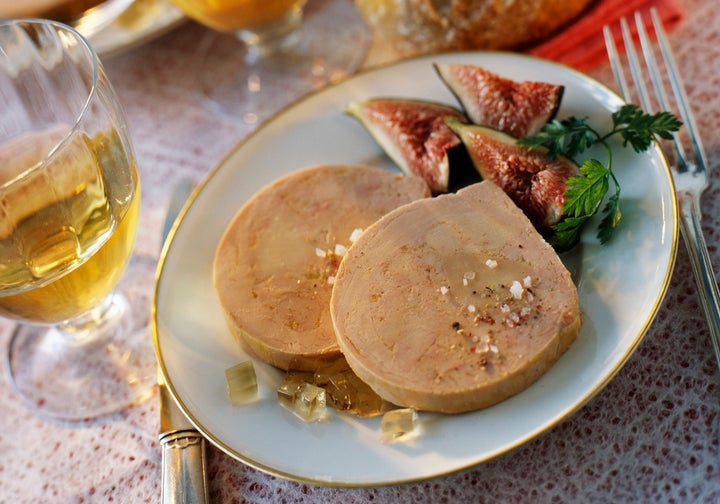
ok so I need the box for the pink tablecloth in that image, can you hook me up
[2,0,720,502]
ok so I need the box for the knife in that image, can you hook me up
[158,179,209,504]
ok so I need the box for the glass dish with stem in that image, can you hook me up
[170,0,370,123]
[0,18,156,420]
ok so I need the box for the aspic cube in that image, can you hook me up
[277,381,326,422]
[381,407,419,442]
[225,361,257,405]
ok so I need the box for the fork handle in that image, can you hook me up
[679,192,720,370]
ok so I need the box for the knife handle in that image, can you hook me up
[160,430,209,504]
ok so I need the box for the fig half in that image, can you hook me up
[345,98,468,193]
[435,63,564,138]
[446,117,579,231]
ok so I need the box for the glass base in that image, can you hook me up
[6,255,157,421]
[192,0,370,123]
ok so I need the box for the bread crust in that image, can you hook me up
[356,0,596,66]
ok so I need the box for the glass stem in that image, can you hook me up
[55,291,130,345]
[236,7,304,65]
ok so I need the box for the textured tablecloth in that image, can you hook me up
[2,0,720,502]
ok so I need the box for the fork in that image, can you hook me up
[604,9,720,371]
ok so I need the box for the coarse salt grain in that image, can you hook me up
[327,276,335,285]
[468,304,476,313]
[523,276,532,288]
[500,303,510,313]
[349,228,363,242]
[315,248,326,257]
[463,272,476,286]
[485,259,498,269]
[510,280,524,299]
[440,286,449,295]
[334,244,348,256]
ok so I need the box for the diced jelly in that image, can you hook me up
[313,358,351,384]
[278,358,395,418]
[325,368,392,416]
[283,370,315,386]
[277,381,326,422]
[277,382,302,409]
[312,358,393,417]
[381,407,419,442]
[225,361,257,405]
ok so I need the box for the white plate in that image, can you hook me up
[88,0,184,56]
[153,52,678,486]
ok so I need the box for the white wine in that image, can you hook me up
[0,127,138,323]
[170,0,306,32]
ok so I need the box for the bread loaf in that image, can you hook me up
[356,0,595,66]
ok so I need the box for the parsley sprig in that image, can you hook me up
[518,104,682,249]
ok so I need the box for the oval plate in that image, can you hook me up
[153,51,678,486]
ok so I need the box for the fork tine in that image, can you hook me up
[635,12,671,114]
[649,8,709,171]
[619,16,654,112]
[633,11,689,166]
[603,26,631,101]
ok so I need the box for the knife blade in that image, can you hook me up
[158,179,208,504]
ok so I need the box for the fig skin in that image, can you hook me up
[345,98,468,193]
[446,117,579,232]
[435,63,564,139]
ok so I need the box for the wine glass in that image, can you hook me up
[0,19,156,420]
[170,0,370,123]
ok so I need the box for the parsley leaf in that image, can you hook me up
[550,215,592,251]
[563,159,610,218]
[520,103,681,246]
[611,104,683,152]
[519,117,595,160]
[598,191,622,244]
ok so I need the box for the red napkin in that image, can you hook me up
[528,0,685,71]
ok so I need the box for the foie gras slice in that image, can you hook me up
[330,180,581,413]
[213,164,430,371]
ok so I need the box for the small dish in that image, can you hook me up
[88,0,184,56]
